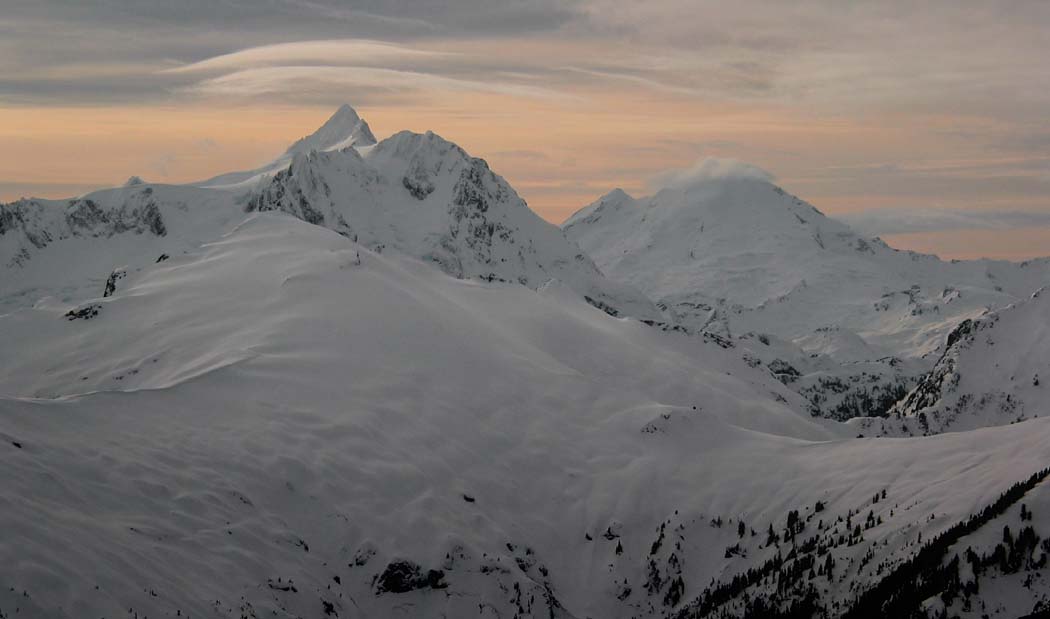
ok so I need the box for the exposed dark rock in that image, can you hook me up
[584,295,620,317]
[266,578,297,593]
[65,304,101,321]
[768,359,801,384]
[402,159,436,200]
[103,267,127,298]
[374,560,446,594]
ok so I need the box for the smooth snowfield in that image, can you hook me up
[2,215,1050,618]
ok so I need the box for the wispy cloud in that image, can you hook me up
[840,208,1050,237]
[649,158,775,192]
[182,65,569,102]
[164,40,454,75]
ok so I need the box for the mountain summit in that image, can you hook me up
[195,104,378,189]
[563,168,1050,359]
[285,103,377,156]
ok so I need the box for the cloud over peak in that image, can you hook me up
[649,157,775,192]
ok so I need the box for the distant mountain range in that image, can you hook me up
[2,105,1049,618]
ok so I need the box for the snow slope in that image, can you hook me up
[3,214,1050,618]
[3,107,1050,618]
[0,184,244,314]
[735,330,922,421]
[563,178,1050,361]
[853,286,1050,436]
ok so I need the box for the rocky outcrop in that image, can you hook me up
[103,267,127,298]
[1,190,167,270]
[374,560,446,594]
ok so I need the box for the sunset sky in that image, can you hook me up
[3,1,1049,259]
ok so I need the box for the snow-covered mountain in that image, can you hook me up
[3,106,1050,619]
[195,103,378,189]
[735,330,922,421]
[563,171,1050,425]
[563,177,1050,361]
[246,128,660,320]
[4,214,1049,619]
[285,102,377,156]
[0,105,658,322]
[0,184,243,313]
[851,286,1050,436]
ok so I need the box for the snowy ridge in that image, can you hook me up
[284,102,377,156]
[1,105,658,323]
[0,184,242,313]
[194,104,376,190]
[563,172,1050,425]
[853,286,1050,436]
[563,178,1050,361]
[246,128,662,321]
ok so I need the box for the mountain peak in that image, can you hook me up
[562,188,636,230]
[285,103,377,157]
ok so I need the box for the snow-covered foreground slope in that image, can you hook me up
[563,178,1050,361]
[3,215,1050,618]
[852,286,1050,436]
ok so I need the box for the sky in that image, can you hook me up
[2,0,1050,259]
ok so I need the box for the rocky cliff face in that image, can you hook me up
[247,129,663,321]
[0,188,167,268]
